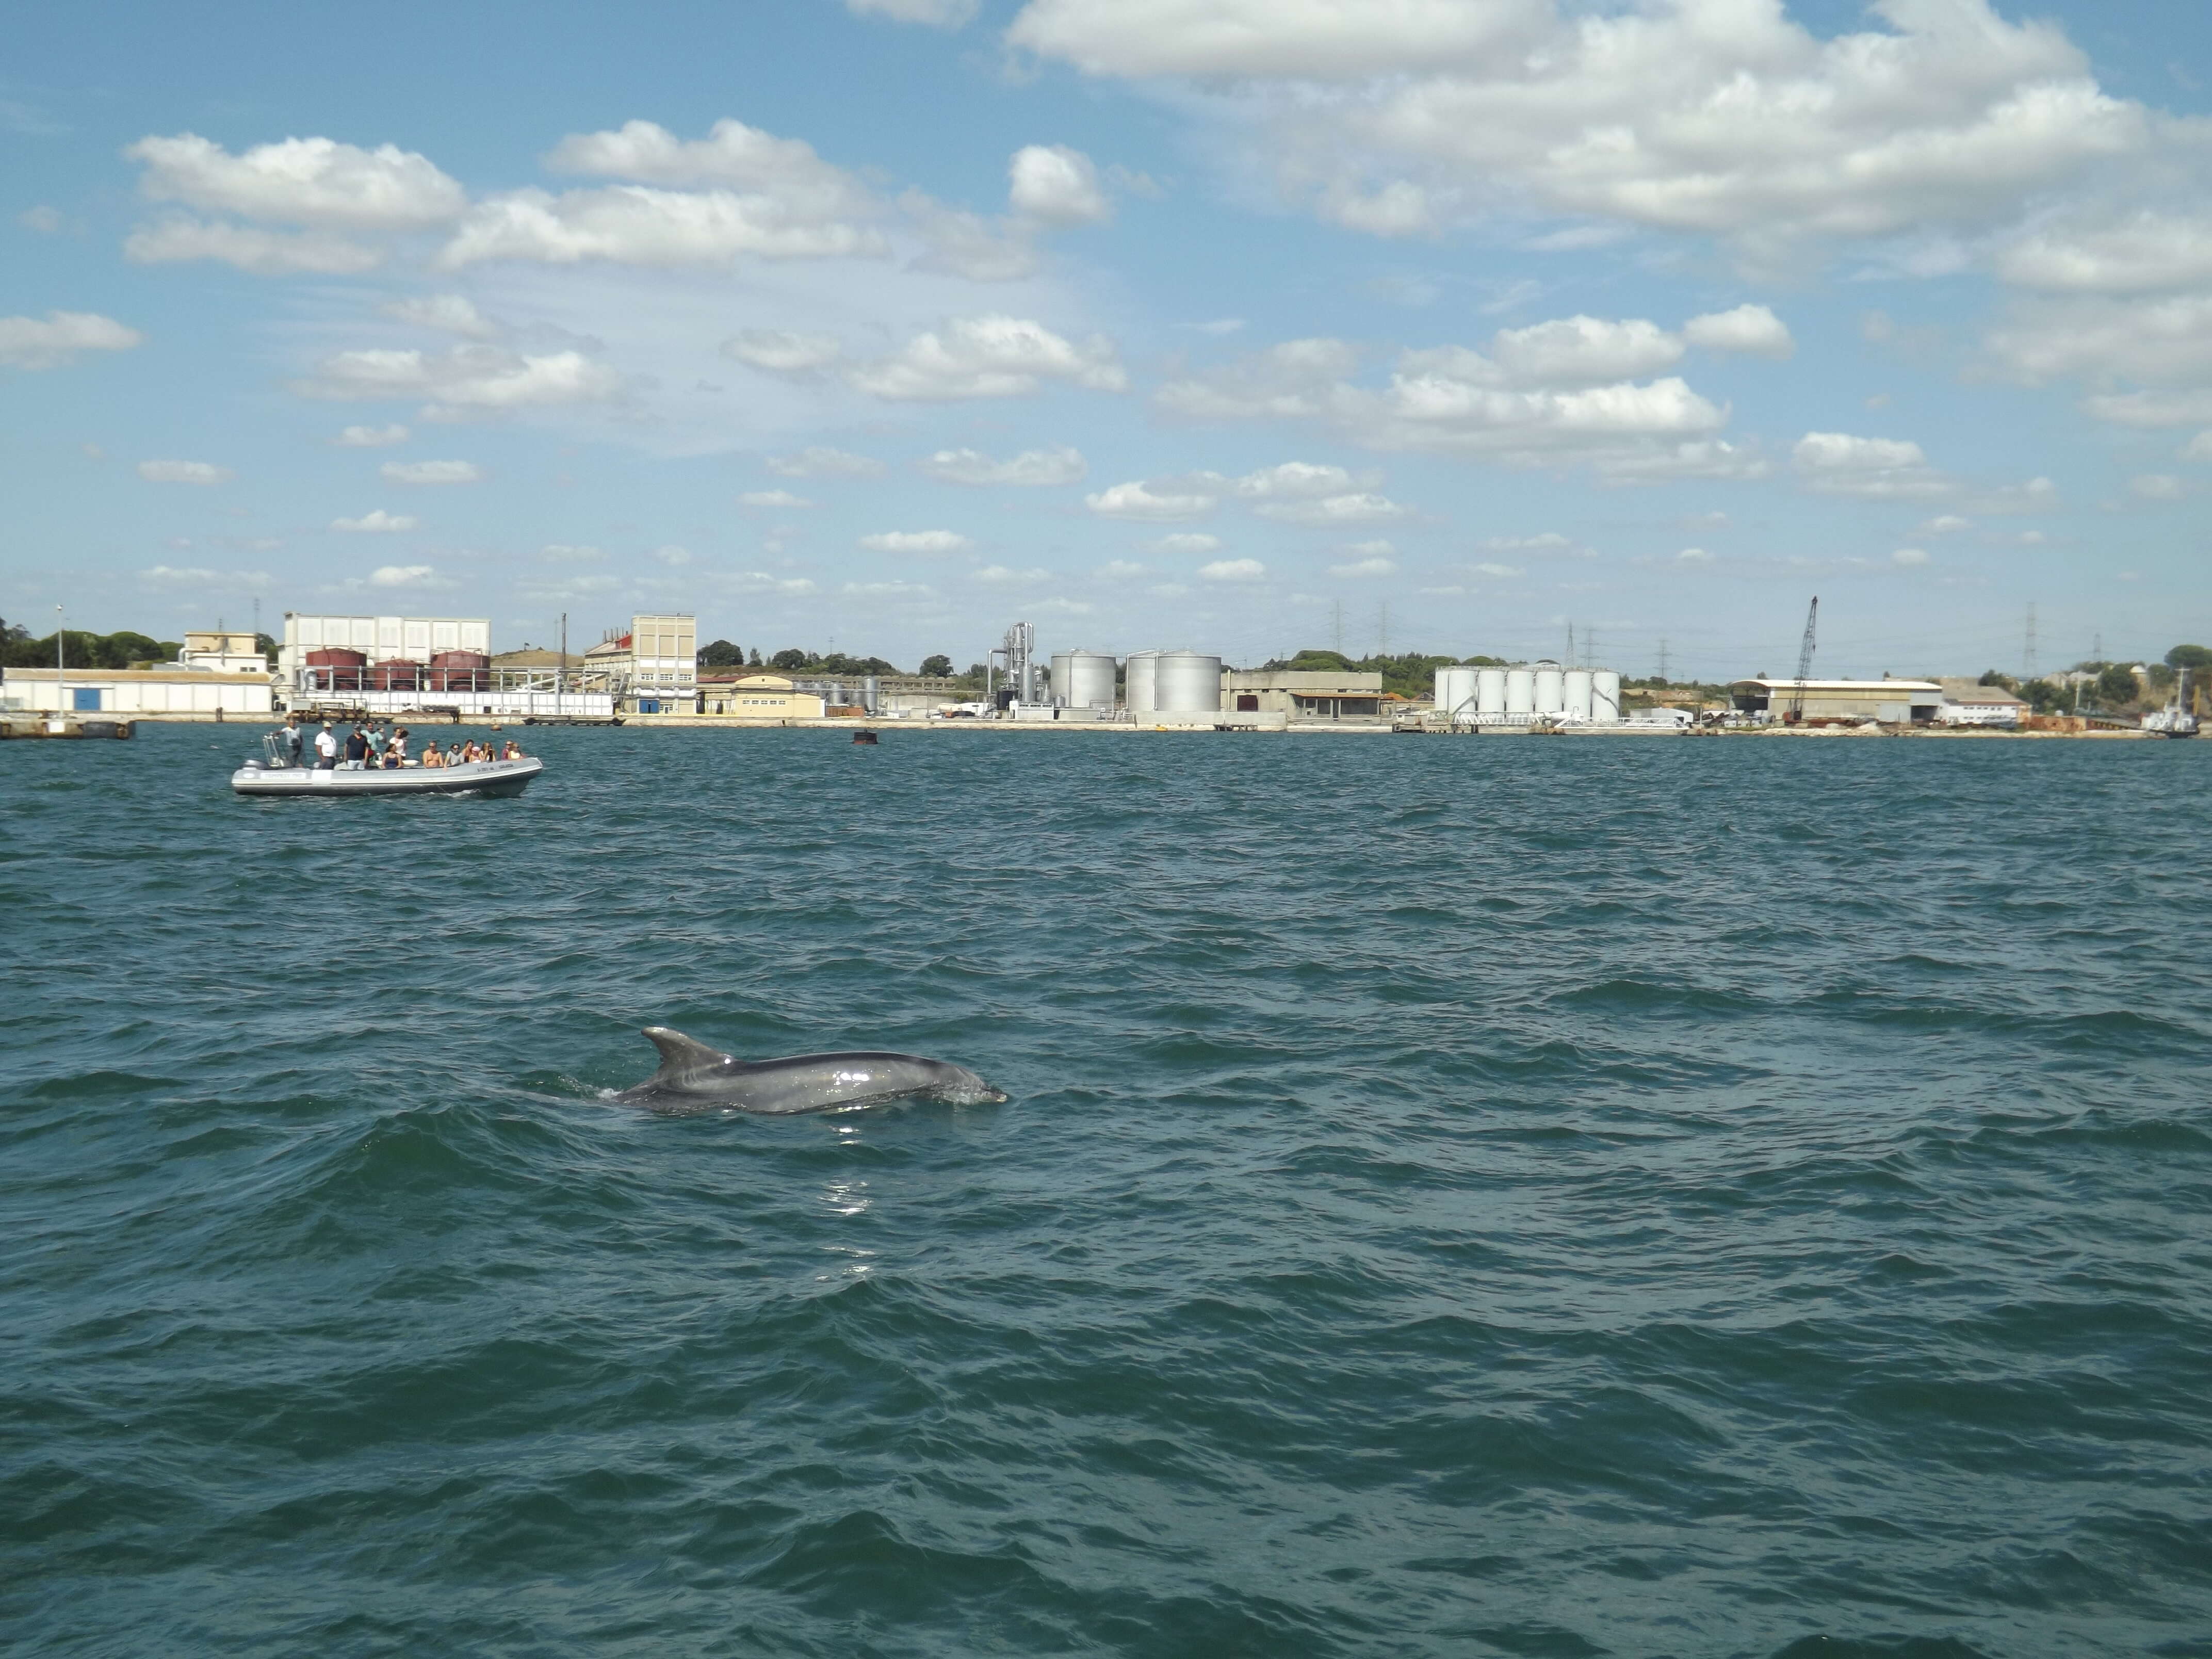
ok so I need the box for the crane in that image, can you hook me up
[1786,596,1818,723]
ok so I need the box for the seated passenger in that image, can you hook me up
[420,743,443,769]
[501,740,522,760]
[447,741,466,766]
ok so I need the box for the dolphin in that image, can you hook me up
[612,1026,1009,1116]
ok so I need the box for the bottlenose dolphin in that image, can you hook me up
[612,1026,1009,1116]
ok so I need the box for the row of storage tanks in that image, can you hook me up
[1048,648,1224,714]
[301,648,492,692]
[1435,662,1624,721]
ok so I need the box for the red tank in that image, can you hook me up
[366,659,420,691]
[427,650,489,692]
[305,647,367,691]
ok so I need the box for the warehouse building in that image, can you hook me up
[1221,668,1385,720]
[1,667,275,718]
[1730,678,1944,723]
[695,672,827,720]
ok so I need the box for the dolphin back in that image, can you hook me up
[616,1028,1007,1115]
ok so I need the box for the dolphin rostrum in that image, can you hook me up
[612,1026,1009,1116]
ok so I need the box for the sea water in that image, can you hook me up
[3,724,2208,1657]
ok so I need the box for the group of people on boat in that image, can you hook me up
[280,714,524,770]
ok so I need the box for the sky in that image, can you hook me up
[6,0,2212,681]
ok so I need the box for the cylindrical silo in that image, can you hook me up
[1505,666,1535,714]
[1435,665,1476,715]
[1592,670,1622,723]
[1124,650,1158,715]
[1061,649,1118,709]
[1477,668,1507,713]
[1534,661,1565,714]
[1153,650,1222,713]
[1564,669,1593,721]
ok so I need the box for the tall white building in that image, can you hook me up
[582,614,697,712]
[279,613,491,684]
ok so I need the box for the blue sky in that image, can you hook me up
[6,0,2212,679]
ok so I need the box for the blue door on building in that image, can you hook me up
[639,698,660,713]
[73,688,102,711]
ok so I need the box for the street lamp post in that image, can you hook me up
[55,603,65,722]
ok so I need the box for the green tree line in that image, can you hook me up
[0,622,183,670]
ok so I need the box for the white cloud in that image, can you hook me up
[1009,144,1110,224]
[847,315,1126,400]
[1010,0,2154,259]
[1086,480,1216,519]
[1593,439,1768,485]
[332,510,419,532]
[137,459,233,484]
[124,219,383,274]
[440,185,885,267]
[1255,491,1407,524]
[655,544,692,565]
[541,543,602,560]
[1484,531,1570,551]
[860,529,973,554]
[366,563,447,587]
[1032,597,1095,615]
[1157,337,1359,419]
[1892,547,1931,566]
[722,330,843,373]
[848,0,980,24]
[741,489,814,508]
[1485,316,1684,385]
[2080,390,2212,428]
[1329,548,1397,577]
[1997,212,2212,294]
[767,445,884,477]
[1233,460,1373,498]
[1683,304,1794,359]
[295,344,622,418]
[19,205,63,234]
[843,579,937,597]
[2132,473,2187,499]
[382,294,496,337]
[140,564,271,585]
[0,310,143,369]
[126,133,466,228]
[381,459,481,485]
[970,563,1050,585]
[334,423,409,447]
[1676,547,1714,564]
[1199,557,1266,581]
[1097,559,1148,578]
[1920,514,1972,534]
[899,190,1043,282]
[1792,432,1950,499]
[727,571,819,595]
[921,445,1086,485]
[1149,532,1219,553]
[546,118,869,198]
[1472,561,1522,577]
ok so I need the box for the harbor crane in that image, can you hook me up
[1786,596,1818,724]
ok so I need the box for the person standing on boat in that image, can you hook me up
[314,721,339,769]
[281,714,304,768]
[342,724,370,768]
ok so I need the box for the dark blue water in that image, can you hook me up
[4,725,2209,1657]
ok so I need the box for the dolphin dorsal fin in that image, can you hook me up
[642,1026,736,1087]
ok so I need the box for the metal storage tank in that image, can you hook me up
[305,647,366,692]
[428,650,489,692]
[1592,669,1622,722]
[1154,650,1223,713]
[368,659,420,692]
[1434,665,1477,716]
[1124,650,1158,715]
[1534,661,1565,714]
[1476,667,1507,713]
[1564,669,1593,721]
[1505,666,1535,714]
[1057,648,1118,709]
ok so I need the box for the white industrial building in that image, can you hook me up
[582,614,697,713]
[1730,678,1944,723]
[1433,662,1624,725]
[280,612,491,682]
[1,668,275,718]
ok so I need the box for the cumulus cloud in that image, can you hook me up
[727,571,819,595]
[1157,337,1360,419]
[2132,473,2187,499]
[1792,431,1951,499]
[1007,0,2154,261]
[1255,491,1407,525]
[1892,547,1931,566]
[126,133,466,228]
[921,445,1086,485]
[1471,561,1522,577]
[740,489,814,508]
[381,459,480,484]
[1149,532,1221,552]
[1997,212,2212,294]
[768,445,884,477]
[859,529,972,554]
[1086,480,1216,519]
[1009,144,1110,224]
[898,191,1044,282]
[140,563,271,585]
[440,185,885,267]
[1683,304,1795,358]
[1484,531,1571,551]
[1675,547,1714,564]
[294,343,623,418]
[137,459,233,484]
[1199,557,1266,581]
[334,422,409,447]
[364,563,448,587]
[847,315,1126,400]
[970,563,1051,585]
[2184,432,2212,462]
[382,294,496,336]
[19,205,64,234]
[124,219,383,273]
[1329,539,1398,577]
[332,510,419,532]
[1233,460,1374,498]
[541,543,603,560]
[721,329,843,373]
[0,310,143,369]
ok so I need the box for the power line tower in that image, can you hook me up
[1585,627,1597,671]
[1657,638,1670,684]
[1331,598,1343,655]
[1566,621,1575,666]
[1378,602,1389,657]
[2024,603,2038,680]
[1787,596,1818,723]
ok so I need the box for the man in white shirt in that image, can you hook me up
[313,721,339,769]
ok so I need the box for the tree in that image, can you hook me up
[2021,678,2065,714]
[1978,669,2019,691]
[919,654,953,677]
[697,639,745,668]
[747,647,762,666]
[254,631,278,665]
[2166,643,2212,672]
[2095,663,2139,707]
[770,648,810,671]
